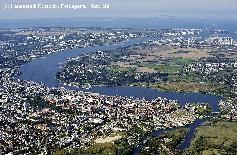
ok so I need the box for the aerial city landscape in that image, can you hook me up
[0,0,237,155]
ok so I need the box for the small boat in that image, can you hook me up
[82,83,92,90]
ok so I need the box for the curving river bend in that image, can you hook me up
[15,38,223,153]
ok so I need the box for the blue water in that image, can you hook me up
[132,119,207,155]
[83,86,221,112]
[15,38,151,86]
[15,37,223,152]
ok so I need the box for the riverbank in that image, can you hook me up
[129,81,222,97]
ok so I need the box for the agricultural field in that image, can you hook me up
[184,120,237,155]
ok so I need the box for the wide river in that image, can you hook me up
[15,38,223,153]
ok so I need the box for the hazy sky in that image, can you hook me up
[0,0,236,20]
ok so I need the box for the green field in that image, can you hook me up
[52,142,116,155]
[184,120,237,155]
[139,63,181,74]
[171,58,195,65]
[110,66,135,72]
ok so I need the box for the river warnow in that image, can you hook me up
[0,27,237,154]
